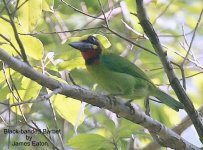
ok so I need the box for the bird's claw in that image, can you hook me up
[106,95,117,109]
[125,100,135,115]
[106,95,121,118]
[144,98,150,116]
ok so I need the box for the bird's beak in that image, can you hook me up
[69,42,94,52]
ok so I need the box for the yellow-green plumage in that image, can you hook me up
[87,53,155,99]
[69,34,183,111]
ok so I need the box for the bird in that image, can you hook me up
[68,34,183,111]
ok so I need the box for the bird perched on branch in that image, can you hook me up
[69,34,183,111]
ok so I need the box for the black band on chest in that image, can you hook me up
[86,55,100,65]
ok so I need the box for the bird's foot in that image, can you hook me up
[144,97,150,116]
[106,95,120,118]
[106,95,119,113]
[125,100,135,115]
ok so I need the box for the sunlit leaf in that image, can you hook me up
[58,56,85,70]
[48,75,85,127]
[94,128,112,138]
[0,68,15,83]
[9,76,42,115]
[0,36,44,60]
[0,44,20,57]
[94,34,111,49]
[9,93,32,115]
[0,16,44,60]
[0,83,9,101]
[20,35,44,60]
[0,16,14,40]
[0,69,18,101]
[18,0,42,32]
[0,16,17,55]
[42,0,54,12]
[52,95,85,127]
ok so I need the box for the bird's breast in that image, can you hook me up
[86,64,151,99]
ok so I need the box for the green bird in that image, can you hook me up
[69,34,183,111]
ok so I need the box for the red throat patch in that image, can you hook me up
[81,50,100,64]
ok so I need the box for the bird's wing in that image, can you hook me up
[101,53,153,84]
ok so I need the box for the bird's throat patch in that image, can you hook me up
[81,50,100,65]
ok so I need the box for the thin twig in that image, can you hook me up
[2,0,29,64]
[18,26,105,35]
[0,33,22,57]
[181,8,203,66]
[103,25,157,56]
[0,0,11,14]
[2,64,28,122]
[12,0,29,15]
[0,88,62,115]
[28,121,60,150]
[47,92,65,150]
[122,20,148,39]
[170,49,203,70]
[61,0,104,20]
[0,16,10,23]
[153,0,176,24]
[171,61,186,90]
[98,0,109,27]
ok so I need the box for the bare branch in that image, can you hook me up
[143,106,203,150]
[135,0,203,143]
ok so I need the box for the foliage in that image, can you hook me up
[0,0,202,149]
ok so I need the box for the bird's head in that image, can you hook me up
[68,34,111,65]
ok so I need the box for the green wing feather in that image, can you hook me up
[101,53,183,111]
[101,53,153,85]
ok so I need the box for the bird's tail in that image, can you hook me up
[154,89,184,111]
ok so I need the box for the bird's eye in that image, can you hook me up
[88,36,97,43]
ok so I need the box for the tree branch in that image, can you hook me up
[0,48,200,149]
[135,0,203,143]
[143,106,203,150]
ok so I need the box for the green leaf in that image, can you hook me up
[0,83,9,101]
[0,16,44,60]
[18,0,42,32]
[0,44,19,56]
[0,16,14,40]
[58,56,85,71]
[42,0,54,12]
[94,34,111,49]
[9,76,42,115]
[68,134,112,150]
[52,95,85,127]
[0,16,18,55]
[20,35,44,60]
